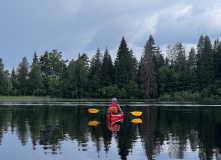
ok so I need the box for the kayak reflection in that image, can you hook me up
[107,115,123,137]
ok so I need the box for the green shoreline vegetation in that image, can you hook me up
[0,94,220,102]
[1,35,221,101]
[0,96,154,102]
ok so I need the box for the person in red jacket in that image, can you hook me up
[109,98,122,114]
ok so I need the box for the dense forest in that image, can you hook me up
[1,35,221,100]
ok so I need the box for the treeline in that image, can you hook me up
[1,35,221,100]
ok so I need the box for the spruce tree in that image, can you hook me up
[153,46,165,71]
[197,35,214,88]
[140,35,157,98]
[213,39,221,79]
[188,48,197,70]
[114,37,129,88]
[33,51,39,64]
[114,37,137,89]
[78,53,90,69]
[101,47,113,86]
[11,67,19,95]
[88,48,102,97]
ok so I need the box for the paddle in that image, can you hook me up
[88,108,142,116]
[88,121,100,126]
[88,119,142,126]
[131,118,142,124]
[88,108,102,113]
[129,111,142,116]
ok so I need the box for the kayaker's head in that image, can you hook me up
[112,98,117,103]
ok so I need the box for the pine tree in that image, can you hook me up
[140,35,157,98]
[17,57,29,95]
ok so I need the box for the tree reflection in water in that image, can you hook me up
[0,104,220,160]
[139,106,157,160]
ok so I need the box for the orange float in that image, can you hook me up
[107,106,117,115]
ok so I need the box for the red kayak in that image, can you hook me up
[107,112,124,122]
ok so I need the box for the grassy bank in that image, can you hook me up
[0,96,64,102]
[1,95,220,103]
[0,96,157,102]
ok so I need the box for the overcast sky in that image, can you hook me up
[1,0,221,70]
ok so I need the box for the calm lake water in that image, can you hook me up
[0,102,220,160]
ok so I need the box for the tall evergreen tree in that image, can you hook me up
[153,46,165,71]
[101,48,113,86]
[188,48,197,70]
[33,51,39,64]
[197,35,214,88]
[196,35,204,71]
[212,39,221,79]
[127,49,138,83]
[88,48,102,97]
[0,58,7,95]
[78,53,90,69]
[17,57,29,95]
[114,37,137,88]
[186,48,198,91]
[39,51,50,77]
[11,67,19,95]
[68,59,78,98]
[140,35,157,98]
[175,43,186,72]
[114,37,129,88]
[28,63,43,95]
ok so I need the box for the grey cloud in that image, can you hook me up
[1,0,221,69]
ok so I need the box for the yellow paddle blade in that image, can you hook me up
[88,121,100,126]
[131,118,142,124]
[88,108,100,113]
[130,111,142,116]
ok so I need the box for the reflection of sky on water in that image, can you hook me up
[0,129,143,160]
[1,130,217,160]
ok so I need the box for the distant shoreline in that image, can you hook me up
[0,96,156,102]
[0,96,220,103]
